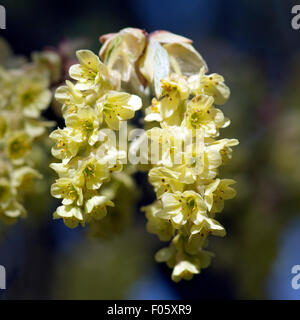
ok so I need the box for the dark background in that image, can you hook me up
[1,0,300,299]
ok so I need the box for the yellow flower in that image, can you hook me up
[65,106,100,145]
[200,145,222,179]
[145,74,189,124]
[53,205,84,228]
[171,260,200,282]
[148,167,184,198]
[155,235,214,282]
[7,131,32,161]
[190,214,226,237]
[69,50,120,91]
[13,71,52,118]
[188,67,230,105]
[95,139,126,172]
[206,138,239,164]
[97,91,142,130]
[49,161,73,178]
[142,201,175,241]
[158,190,207,226]
[183,94,229,137]
[79,158,110,190]
[159,74,189,117]
[147,125,191,167]
[49,128,82,164]
[204,178,237,214]
[51,177,83,206]
[176,135,205,183]
[144,98,163,122]
[55,80,84,115]
[155,245,176,269]
[84,195,114,222]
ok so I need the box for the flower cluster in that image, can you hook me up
[98,28,239,281]
[50,50,142,228]
[142,70,238,282]
[0,42,58,223]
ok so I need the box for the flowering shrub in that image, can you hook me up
[0,30,239,282]
[49,28,238,282]
[0,28,238,282]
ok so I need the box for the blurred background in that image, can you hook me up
[1,0,300,299]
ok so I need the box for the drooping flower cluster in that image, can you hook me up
[0,42,59,223]
[50,50,142,228]
[141,66,238,282]
[98,28,239,282]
